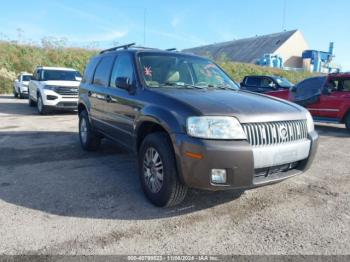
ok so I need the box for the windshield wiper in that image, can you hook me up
[214,84,237,90]
[162,82,204,89]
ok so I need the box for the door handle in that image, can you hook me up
[105,95,112,103]
[88,91,92,97]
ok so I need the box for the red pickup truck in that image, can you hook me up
[263,73,350,132]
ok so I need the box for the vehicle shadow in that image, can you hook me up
[0,100,77,116]
[0,131,243,220]
[315,123,349,137]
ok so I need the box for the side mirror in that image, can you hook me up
[322,87,332,95]
[290,86,297,93]
[269,82,276,89]
[115,77,132,91]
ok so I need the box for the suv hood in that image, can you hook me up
[42,80,80,87]
[153,89,307,123]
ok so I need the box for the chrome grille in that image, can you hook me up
[55,86,78,96]
[242,120,308,147]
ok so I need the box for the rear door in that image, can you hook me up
[103,53,138,147]
[89,54,116,129]
[316,78,350,120]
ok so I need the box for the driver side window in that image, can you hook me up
[110,54,135,88]
[261,78,274,88]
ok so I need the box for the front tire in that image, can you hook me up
[18,90,24,99]
[28,95,36,107]
[79,110,101,151]
[139,132,188,207]
[13,88,18,98]
[37,94,49,115]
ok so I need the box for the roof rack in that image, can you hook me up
[99,43,136,54]
[133,46,159,50]
[165,48,177,51]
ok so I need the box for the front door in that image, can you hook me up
[104,53,140,147]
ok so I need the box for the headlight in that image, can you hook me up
[43,85,58,91]
[306,111,314,133]
[187,116,246,139]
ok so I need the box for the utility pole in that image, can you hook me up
[143,8,147,45]
[282,0,287,31]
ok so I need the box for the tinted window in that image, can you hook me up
[37,69,43,81]
[42,70,81,81]
[82,57,100,84]
[261,78,273,88]
[22,75,32,81]
[295,77,326,99]
[110,54,134,88]
[342,79,350,91]
[246,77,260,86]
[93,55,116,87]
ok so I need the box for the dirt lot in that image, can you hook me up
[0,95,349,255]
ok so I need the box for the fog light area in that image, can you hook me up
[211,169,227,184]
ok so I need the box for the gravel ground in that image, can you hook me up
[0,95,349,255]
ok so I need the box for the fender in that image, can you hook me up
[134,105,184,136]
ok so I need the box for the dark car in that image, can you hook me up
[78,43,318,207]
[267,74,350,132]
[240,75,294,93]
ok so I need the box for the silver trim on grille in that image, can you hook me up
[242,120,308,147]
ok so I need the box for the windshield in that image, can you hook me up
[274,77,294,88]
[138,53,239,90]
[22,75,32,81]
[42,70,82,81]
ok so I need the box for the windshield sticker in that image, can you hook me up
[144,66,152,77]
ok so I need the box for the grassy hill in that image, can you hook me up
[0,41,316,94]
[0,41,97,94]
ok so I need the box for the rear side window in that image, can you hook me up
[82,57,100,84]
[342,79,350,91]
[246,77,260,86]
[92,55,116,87]
[110,54,135,88]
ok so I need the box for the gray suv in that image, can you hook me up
[78,43,318,207]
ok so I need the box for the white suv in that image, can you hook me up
[28,66,82,114]
[13,72,32,99]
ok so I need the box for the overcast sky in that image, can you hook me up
[0,0,348,70]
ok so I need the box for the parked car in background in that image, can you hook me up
[78,44,318,207]
[28,66,82,114]
[13,72,32,99]
[267,73,350,132]
[240,75,294,100]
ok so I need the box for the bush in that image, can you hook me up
[0,41,98,94]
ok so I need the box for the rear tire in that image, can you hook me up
[345,114,350,132]
[138,132,188,207]
[79,110,101,151]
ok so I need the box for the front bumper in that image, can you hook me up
[41,90,78,110]
[171,131,318,191]
[19,86,29,94]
